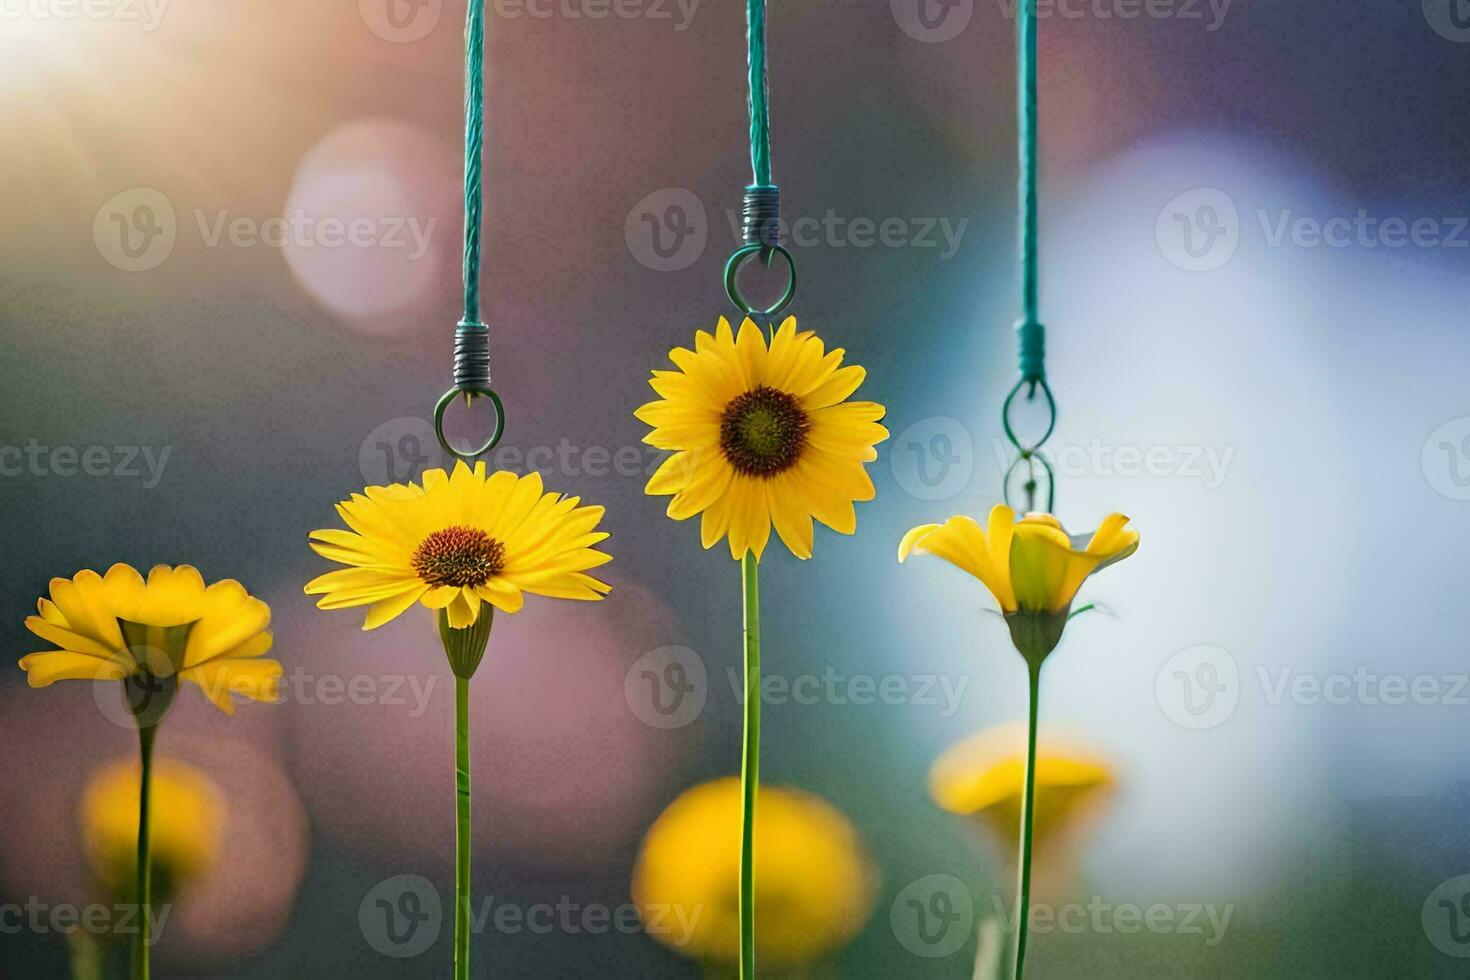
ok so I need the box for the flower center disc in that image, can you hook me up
[412,526,506,588]
[719,385,810,477]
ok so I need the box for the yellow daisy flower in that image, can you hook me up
[305,461,612,631]
[632,777,877,969]
[18,564,281,716]
[637,316,888,560]
[899,504,1138,661]
[930,723,1116,852]
[82,757,225,902]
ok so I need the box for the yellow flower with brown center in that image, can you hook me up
[930,724,1116,852]
[82,757,225,903]
[899,504,1138,662]
[305,461,611,631]
[632,777,877,969]
[18,565,281,717]
[636,316,888,560]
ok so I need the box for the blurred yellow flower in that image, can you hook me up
[899,504,1138,661]
[632,777,877,968]
[18,564,281,716]
[636,316,888,560]
[930,724,1115,851]
[82,757,225,902]
[306,461,611,631]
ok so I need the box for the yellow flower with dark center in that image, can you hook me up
[632,777,877,968]
[305,461,611,631]
[930,724,1116,851]
[637,316,888,560]
[18,565,281,716]
[899,504,1138,661]
[82,757,225,903]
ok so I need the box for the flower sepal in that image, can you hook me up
[438,606,493,680]
[119,618,191,730]
[1003,609,1069,670]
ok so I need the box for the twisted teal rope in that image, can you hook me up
[462,0,486,325]
[1015,0,1044,383]
[746,0,771,186]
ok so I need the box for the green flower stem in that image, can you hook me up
[68,926,103,980]
[455,675,472,980]
[739,552,761,980]
[132,723,156,980]
[1012,661,1042,980]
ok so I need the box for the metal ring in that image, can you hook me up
[1001,375,1056,454]
[1003,449,1055,514]
[724,244,796,318]
[434,387,506,464]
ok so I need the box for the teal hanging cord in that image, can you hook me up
[462,0,486,326]
[435,0,506,463]
[746,0,771,187]
[725,0,796,317]
[1001,0,1054,514]
[1018,0,1038,341]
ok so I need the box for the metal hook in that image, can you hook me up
[434,386,506,465]
[724,243,796,318]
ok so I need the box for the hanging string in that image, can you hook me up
[746,0,771,189]
[1017,0,1043,382]
[1001,0,1054,514]
[436,0,504,462]
[725,0,795,318]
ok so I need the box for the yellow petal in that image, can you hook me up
[180,658,283,714]
[362,586,429,630]
[18,652,129,687]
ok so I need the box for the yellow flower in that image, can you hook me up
[305,461,612,631]
[632,777,877,968]
[82,757,225,902]
[636,316,888,560]
[18,565,281,715]
[899,504,1138,661]
[930,724,1116,852]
